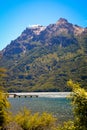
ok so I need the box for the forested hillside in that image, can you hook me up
[0,18,87,92]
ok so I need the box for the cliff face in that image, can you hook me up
[0,18,87,92]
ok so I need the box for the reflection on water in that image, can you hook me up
[8,97,73,123]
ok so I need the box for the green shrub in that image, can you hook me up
[14,108,56,130]
[0,90,11,129]
[54,80,87,130]
[67,80,87,130]
[53,121,75,130]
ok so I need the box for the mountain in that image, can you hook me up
[0,18,87,92]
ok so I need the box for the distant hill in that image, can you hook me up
[0,18,87,92]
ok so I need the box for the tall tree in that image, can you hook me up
[0,68,10,129]
[67,80,87,130]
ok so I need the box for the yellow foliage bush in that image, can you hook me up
[14,108,56,130]
[67,80,87,130]
[53,121,75,130]
[0,90,11,129]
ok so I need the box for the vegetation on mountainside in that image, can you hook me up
[0,68,7,90]
[0,19,87,92]
[1,41,87,92]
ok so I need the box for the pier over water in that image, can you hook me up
[8,92,71,98]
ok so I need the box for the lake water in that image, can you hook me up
[8,92,73,123]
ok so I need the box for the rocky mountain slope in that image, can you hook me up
[0,18,87,92]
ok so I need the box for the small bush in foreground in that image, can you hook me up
[53,121,75,130]
[14,108,56,130]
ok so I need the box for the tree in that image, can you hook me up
[0,90,11,129]
[67,80,87,130]
[55,80,87,130]
[0,68,11,129]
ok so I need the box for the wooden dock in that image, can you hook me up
[8,92,71,98]
[8,93,39,98]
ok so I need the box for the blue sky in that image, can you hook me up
[0,0,87,50]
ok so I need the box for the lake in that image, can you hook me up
[8,92,73,123]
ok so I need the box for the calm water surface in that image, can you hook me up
[8,97,73,123]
